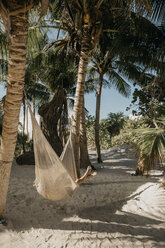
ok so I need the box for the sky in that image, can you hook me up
[84,86,134,119]
[0,83,135,121]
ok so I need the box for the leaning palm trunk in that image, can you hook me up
[80,95,91,168]
[72,21,91,177]
[0,11,29,217]
[95,72,103,163]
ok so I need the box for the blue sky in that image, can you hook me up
[0,84,5,99]
[0,83,134,120]
[84,86,134,119]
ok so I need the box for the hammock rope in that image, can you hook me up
[25,95,96,201]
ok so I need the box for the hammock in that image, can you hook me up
[29,107,79,201]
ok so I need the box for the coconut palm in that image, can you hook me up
[40,0,155,175]
[93,10,165,163]
[0,0,49,219]
[51,0,153,175]
[88,48,131,162]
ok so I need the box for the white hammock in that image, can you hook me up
[29,107,79,201]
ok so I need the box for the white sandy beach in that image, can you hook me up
[0,146,165,248]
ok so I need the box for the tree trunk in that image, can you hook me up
[80,95,91,168]
[72,21,91,177]
[95,72,103,163]
[26,106,29,140]
[32,97,36,116]
[22,98,26,154]
[0,10,28,217]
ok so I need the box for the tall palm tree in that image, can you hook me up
[56,0,157,174]
[88,49,132,162]
[92,8,165,163]
[0,0,49,219]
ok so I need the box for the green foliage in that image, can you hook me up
[87,48,132,98]
[133,127,165,169]
[86,112,125,149]
[130,77,165,122]
[106,112,125,138]
[112,106,165,170]
[86,115,111,149]
[99,119,111,149]
[15,132,33,158]
[112,117,149,146]
[41,49,77,94]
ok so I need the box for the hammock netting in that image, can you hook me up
[29,108,78,201]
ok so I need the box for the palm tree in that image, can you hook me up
[36,49,76,154]
[43,0,155,175]
[93,8,165,163]
[87,48,132,162]
[0,0,49,219]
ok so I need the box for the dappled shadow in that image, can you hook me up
[3,148,165,247]
[5,198,165,245]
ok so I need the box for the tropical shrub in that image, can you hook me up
[15,132,33,158]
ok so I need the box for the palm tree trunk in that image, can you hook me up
[22,98,26,154]
[23,98,26,136]
[80,95,91,168]
[95,72,103,163]
[72,21,91,177]
[32,97,36,116]
[26,107,29,140]
[0,11,28,217]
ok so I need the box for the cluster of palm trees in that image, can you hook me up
[0,0,165,218]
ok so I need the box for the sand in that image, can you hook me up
[0,146,165,248]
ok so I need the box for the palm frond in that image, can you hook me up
[134,128,165,168]
[108,70,131,97]
[151,1,165,25]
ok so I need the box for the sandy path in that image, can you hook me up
[0,146,165,248]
